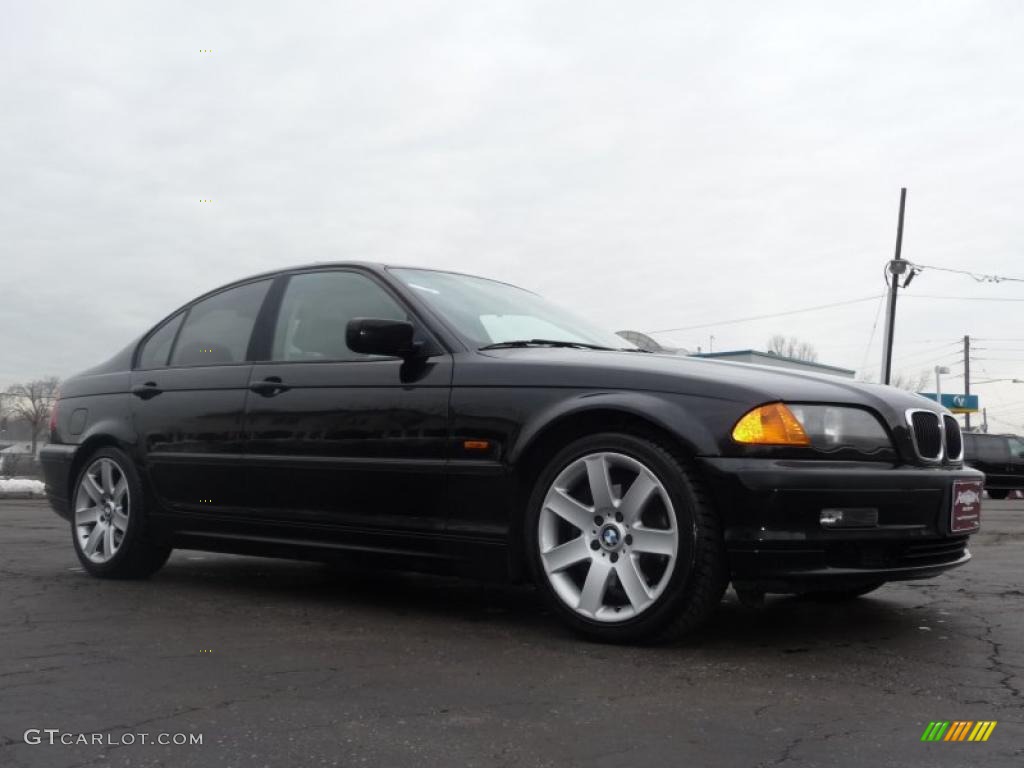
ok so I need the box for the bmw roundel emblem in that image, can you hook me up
[601,527,620,548]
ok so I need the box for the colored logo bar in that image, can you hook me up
[921,721,997,742]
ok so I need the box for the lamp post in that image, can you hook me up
[935,365,950,406]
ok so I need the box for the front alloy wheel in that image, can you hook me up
[539,452,679,621]
[528,433,727,643]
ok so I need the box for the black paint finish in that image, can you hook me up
[40,262,983,585]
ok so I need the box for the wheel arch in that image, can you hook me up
[505,393,719,580]
[66,424,137,502]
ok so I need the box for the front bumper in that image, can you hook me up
[697,457,983,591]
[39,444,78,521]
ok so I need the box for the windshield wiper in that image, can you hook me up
[479,339,615,351]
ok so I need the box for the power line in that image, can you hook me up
[903,295,1024,302]
[911,263,1024,284]
[893,341,961,363]
[858,294,887,379]
[646,295,882,335]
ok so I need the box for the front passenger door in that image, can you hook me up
[243,269,452,533]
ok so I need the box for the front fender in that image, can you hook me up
[508,390,725,465]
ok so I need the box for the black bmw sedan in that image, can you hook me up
[41,263,983,642]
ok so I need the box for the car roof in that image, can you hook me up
[196,261,523,299]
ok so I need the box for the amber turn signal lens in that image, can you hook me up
[731,403,811,446]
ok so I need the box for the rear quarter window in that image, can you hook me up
[137,313,184,370]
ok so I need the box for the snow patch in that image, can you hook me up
[0,478,47,497]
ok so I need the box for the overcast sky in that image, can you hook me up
[2,1,1024,428]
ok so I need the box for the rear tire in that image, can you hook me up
[71,446,171,579]
[526,432,727,644]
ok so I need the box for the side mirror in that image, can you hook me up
[346,318,420,359]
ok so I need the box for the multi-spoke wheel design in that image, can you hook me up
[74,457,131,564]
[538,451,679,622]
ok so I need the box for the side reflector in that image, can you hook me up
[463,440,490,451]
[732,403,811,446]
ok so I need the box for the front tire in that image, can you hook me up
[71,446,171,579]
[526,433,727,643]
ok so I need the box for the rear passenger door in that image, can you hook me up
[132,279,272,513]
[242,268,452,533]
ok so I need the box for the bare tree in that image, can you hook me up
[766,334,819,362]
[888,369,930,392]
[5,377,60,455]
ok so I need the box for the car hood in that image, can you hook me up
[467,348,944,419]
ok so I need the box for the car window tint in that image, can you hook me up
[271,272,408,362]
[976,437,1009,463]
[170,280,271,366]
[138,313,184,369]
[1008,438,1024,459]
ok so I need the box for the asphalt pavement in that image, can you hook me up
[1,499,1021,767]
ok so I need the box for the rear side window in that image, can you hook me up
[270,271,408,362]
[170,280,271,366]
[138,313,184,369]
[1009,437,1024,460]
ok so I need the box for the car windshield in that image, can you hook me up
[390,268,637,350]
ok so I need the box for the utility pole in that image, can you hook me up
[982,407,988,434]
[963,335,972,431]
[880,188,908,385]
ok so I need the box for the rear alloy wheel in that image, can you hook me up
[72,447,171,578]
[527,433,726,643]
[75,457,130,564]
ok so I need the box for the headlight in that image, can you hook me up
[732,403,891,452]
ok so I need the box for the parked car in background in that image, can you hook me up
[963,432,1024,499]
[41,263,984,642]
[0,442,43,477]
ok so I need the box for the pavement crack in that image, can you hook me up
[981,621,1022,699]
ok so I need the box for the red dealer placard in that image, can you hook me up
[951,479,983,533]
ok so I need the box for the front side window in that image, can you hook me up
[271,271,408,362]
[390,268,635,350]
[170,280,271,366]
[138,313,184,369]
[977,437,1009,464]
